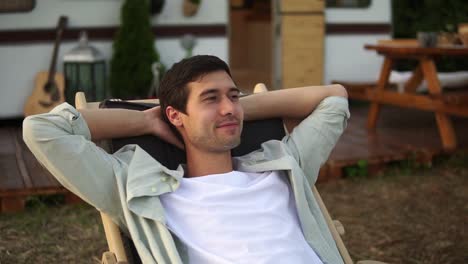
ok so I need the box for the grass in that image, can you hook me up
[0,202,106,263]
[319,152,468,264]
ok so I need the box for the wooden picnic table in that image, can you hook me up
[357,40,468,151]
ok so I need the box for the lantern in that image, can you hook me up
[63,31,106,104]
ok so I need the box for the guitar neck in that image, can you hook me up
[47,16,68,82]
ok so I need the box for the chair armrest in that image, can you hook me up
[102,251,129,264]
[333,220,345,235]
[312,187,353,264]
[76,93,131,263]
[100,213,129,262]
[357,261,389,264]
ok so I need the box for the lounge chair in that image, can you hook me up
[75,85,386,264]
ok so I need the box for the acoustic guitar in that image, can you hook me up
[24,16,68,117]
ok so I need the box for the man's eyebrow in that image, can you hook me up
[199,89,218,97]
[199,87,240,97]
[229,87,241,93]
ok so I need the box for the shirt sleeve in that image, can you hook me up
[23,103,122,216]
[282,96,350,185]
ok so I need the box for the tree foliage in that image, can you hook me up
[110,0,159,99]
[392,0,468,71]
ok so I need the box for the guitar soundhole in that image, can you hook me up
[44,81,60,102]
[51,89,60,101]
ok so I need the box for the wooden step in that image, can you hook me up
[0,126,82,213]
[0,192,82,213]
[443,89,468,105]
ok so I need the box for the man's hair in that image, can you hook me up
[158,55,233,138]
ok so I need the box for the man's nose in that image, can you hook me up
[219,96,235,116]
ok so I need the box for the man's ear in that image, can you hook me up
[166,106,183,127]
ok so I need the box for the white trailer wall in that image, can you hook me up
[0,0,228,118]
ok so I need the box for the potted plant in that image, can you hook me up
[110,0,161,99]
[415,3,441,47]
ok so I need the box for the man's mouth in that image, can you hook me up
[216,120,239,128]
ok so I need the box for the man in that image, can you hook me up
[24,55,349,264]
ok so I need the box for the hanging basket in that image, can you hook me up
[183,0,200,17]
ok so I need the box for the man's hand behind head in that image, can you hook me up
[144,106,185,150]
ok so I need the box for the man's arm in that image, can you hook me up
[78,108,151,140]
[240,84,347,121]
[23,104,124,216]
[78,106,183,148]
[80,84,346,145]
[241,84,349,185]
[23,101,182,222]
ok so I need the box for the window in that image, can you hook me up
[326,0,371,8]
[0,0,35,13]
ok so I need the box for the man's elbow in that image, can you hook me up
[22,115,50,150]
[330,84,348,98]
[22,116,39,149]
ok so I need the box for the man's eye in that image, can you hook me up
[205,96,216,101]
[230,94,240,100]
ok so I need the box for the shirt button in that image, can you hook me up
[161,177,168,182]
[151,187,157,192]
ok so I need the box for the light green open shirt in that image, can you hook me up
[23,96,350,264]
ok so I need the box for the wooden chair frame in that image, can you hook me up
[75,84,385,264]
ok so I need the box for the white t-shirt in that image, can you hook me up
[160,170,323,264]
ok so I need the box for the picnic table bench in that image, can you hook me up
[339,39,468,152]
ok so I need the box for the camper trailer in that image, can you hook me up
[0,0,391,118]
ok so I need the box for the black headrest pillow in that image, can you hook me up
[100,99,286,170]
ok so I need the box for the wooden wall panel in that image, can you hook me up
[229,5,273,92]
[247,21,272,74]
[280,0,324,13]
[281,15,324,87]
[229,10,250,69]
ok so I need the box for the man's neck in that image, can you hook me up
[185,148,233,177]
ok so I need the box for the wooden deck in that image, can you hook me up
[320,102,468,181]
[1,103,467,212]
[0,121,79,213]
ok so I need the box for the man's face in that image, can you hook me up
[178,70,243,153]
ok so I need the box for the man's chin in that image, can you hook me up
[217,138,241,151]
[226,140,241,150]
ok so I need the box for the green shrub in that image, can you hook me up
[344,159,369,178]
[110,0,160,99]
[392,0,468,72]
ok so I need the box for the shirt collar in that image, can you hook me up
[126,146,184,222]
